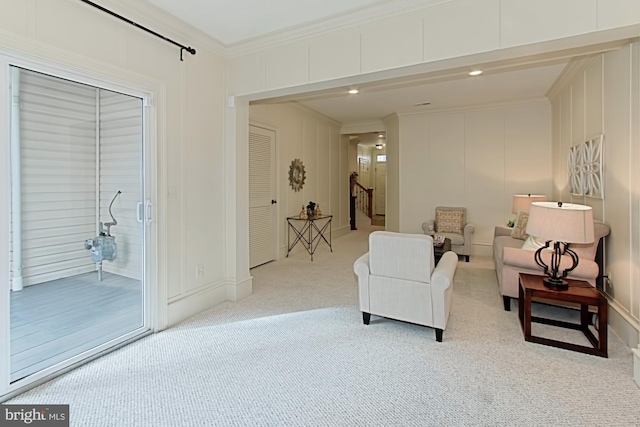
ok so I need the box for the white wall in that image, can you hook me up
[548,42,640,352]
[397,101,553,255]
[0,0,231,329]
[249,103,348,255]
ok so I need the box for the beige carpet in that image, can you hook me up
[7,223,640,426]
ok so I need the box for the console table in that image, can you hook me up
[286,215,333,261]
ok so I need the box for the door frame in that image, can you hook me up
[0,47,165,401]
[248,122,280,265]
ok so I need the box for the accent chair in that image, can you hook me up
[422,206,474,262]
[353,231,458,342]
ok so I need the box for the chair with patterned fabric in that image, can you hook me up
[422,206,474,262]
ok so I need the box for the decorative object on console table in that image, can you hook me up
[526,201,594,290]
[299,205,307,220]
[315,204,322,217]
[306,201,316,218]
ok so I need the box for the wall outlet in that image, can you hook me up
[196,264,204,278]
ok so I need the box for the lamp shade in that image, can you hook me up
[526,202,594,243]
[512,194,547,214]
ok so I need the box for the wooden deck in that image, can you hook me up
[10,271,143,382]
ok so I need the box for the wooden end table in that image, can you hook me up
[518,273,608,357]
[433,237,451,264]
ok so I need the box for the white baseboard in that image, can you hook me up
[167,277,253,327]
[472,242,493,258]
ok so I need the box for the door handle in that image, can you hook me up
[137,202,143,223]
[271,199,277,204]
[145,199,152,224]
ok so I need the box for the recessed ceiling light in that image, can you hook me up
[378,134,384,138]
[468,70,483,76]
[348,89,359,94]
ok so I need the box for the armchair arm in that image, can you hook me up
[462,223,474,256]
[494,225,512,238]
[503,247,599,279]
[430,251,458,329]
[353,253,371,312]
[421,219,435,235]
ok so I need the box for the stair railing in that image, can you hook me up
[355,181,373,219]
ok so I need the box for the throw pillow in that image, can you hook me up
[510,211,529,240]
[435,209,464,234]
[521,235,547,251]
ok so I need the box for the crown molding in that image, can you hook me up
[225,0,452,58]
[99,0,227,57]
[545,55,600,100]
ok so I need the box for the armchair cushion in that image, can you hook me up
[369,231,434,283]
[435,208,464,234]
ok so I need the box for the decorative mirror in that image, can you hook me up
[288,158,306,192]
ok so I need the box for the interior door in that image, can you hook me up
[375,162,386,215]
[248,125,277,268]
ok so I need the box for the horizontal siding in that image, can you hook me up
[99,90,143,280]
[16,69,97,286]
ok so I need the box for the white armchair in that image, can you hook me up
[353,231,458,342]
[422,206,474,262]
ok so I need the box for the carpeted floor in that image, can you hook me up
[7,224,640,426]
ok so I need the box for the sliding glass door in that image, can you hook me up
[1,63,153,395]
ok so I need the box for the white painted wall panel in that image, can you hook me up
[598,0,640,30]
[265,44,308,90]
[228,54,266,95]
[585,57,604,139]
[559,87,573,202]
[428,114,465,208]
[361,15,423,74]
[317,123,331,213]
[500,0,597,48]
[397,115,429,233]
[384,114,400,232]
[504,103,552,221]
[603,46,632,309]
[309,30,360,83]
[423,0,499,62]
[464,110,505,246]
[398,103,551,251]
[0,0,28,37]
[571,71,586,147]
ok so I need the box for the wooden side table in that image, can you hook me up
[518,273,608,357]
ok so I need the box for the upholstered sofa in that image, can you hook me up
[422,206,474,262]
[353,231,458,342]
[493,221,610,311]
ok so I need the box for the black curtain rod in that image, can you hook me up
[79,0,196,61]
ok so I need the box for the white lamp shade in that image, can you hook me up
[512,194,547,214]
[526,202,594,243]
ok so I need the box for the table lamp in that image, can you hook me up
[512,194,547,214]
[526,201,594,290]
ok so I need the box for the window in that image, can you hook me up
[376,154,386,162]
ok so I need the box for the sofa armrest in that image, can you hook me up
[430,251,458,329]
[353,253,371,312]
[494,225,513,238]
[503,247,600,279]
[422,220,435,234]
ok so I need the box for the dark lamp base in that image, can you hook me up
[543,277,569,290]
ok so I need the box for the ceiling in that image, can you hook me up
[143,0,628,127]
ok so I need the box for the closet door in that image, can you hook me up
[248,125,277,268]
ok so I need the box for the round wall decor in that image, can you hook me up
[288,158,306,192]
